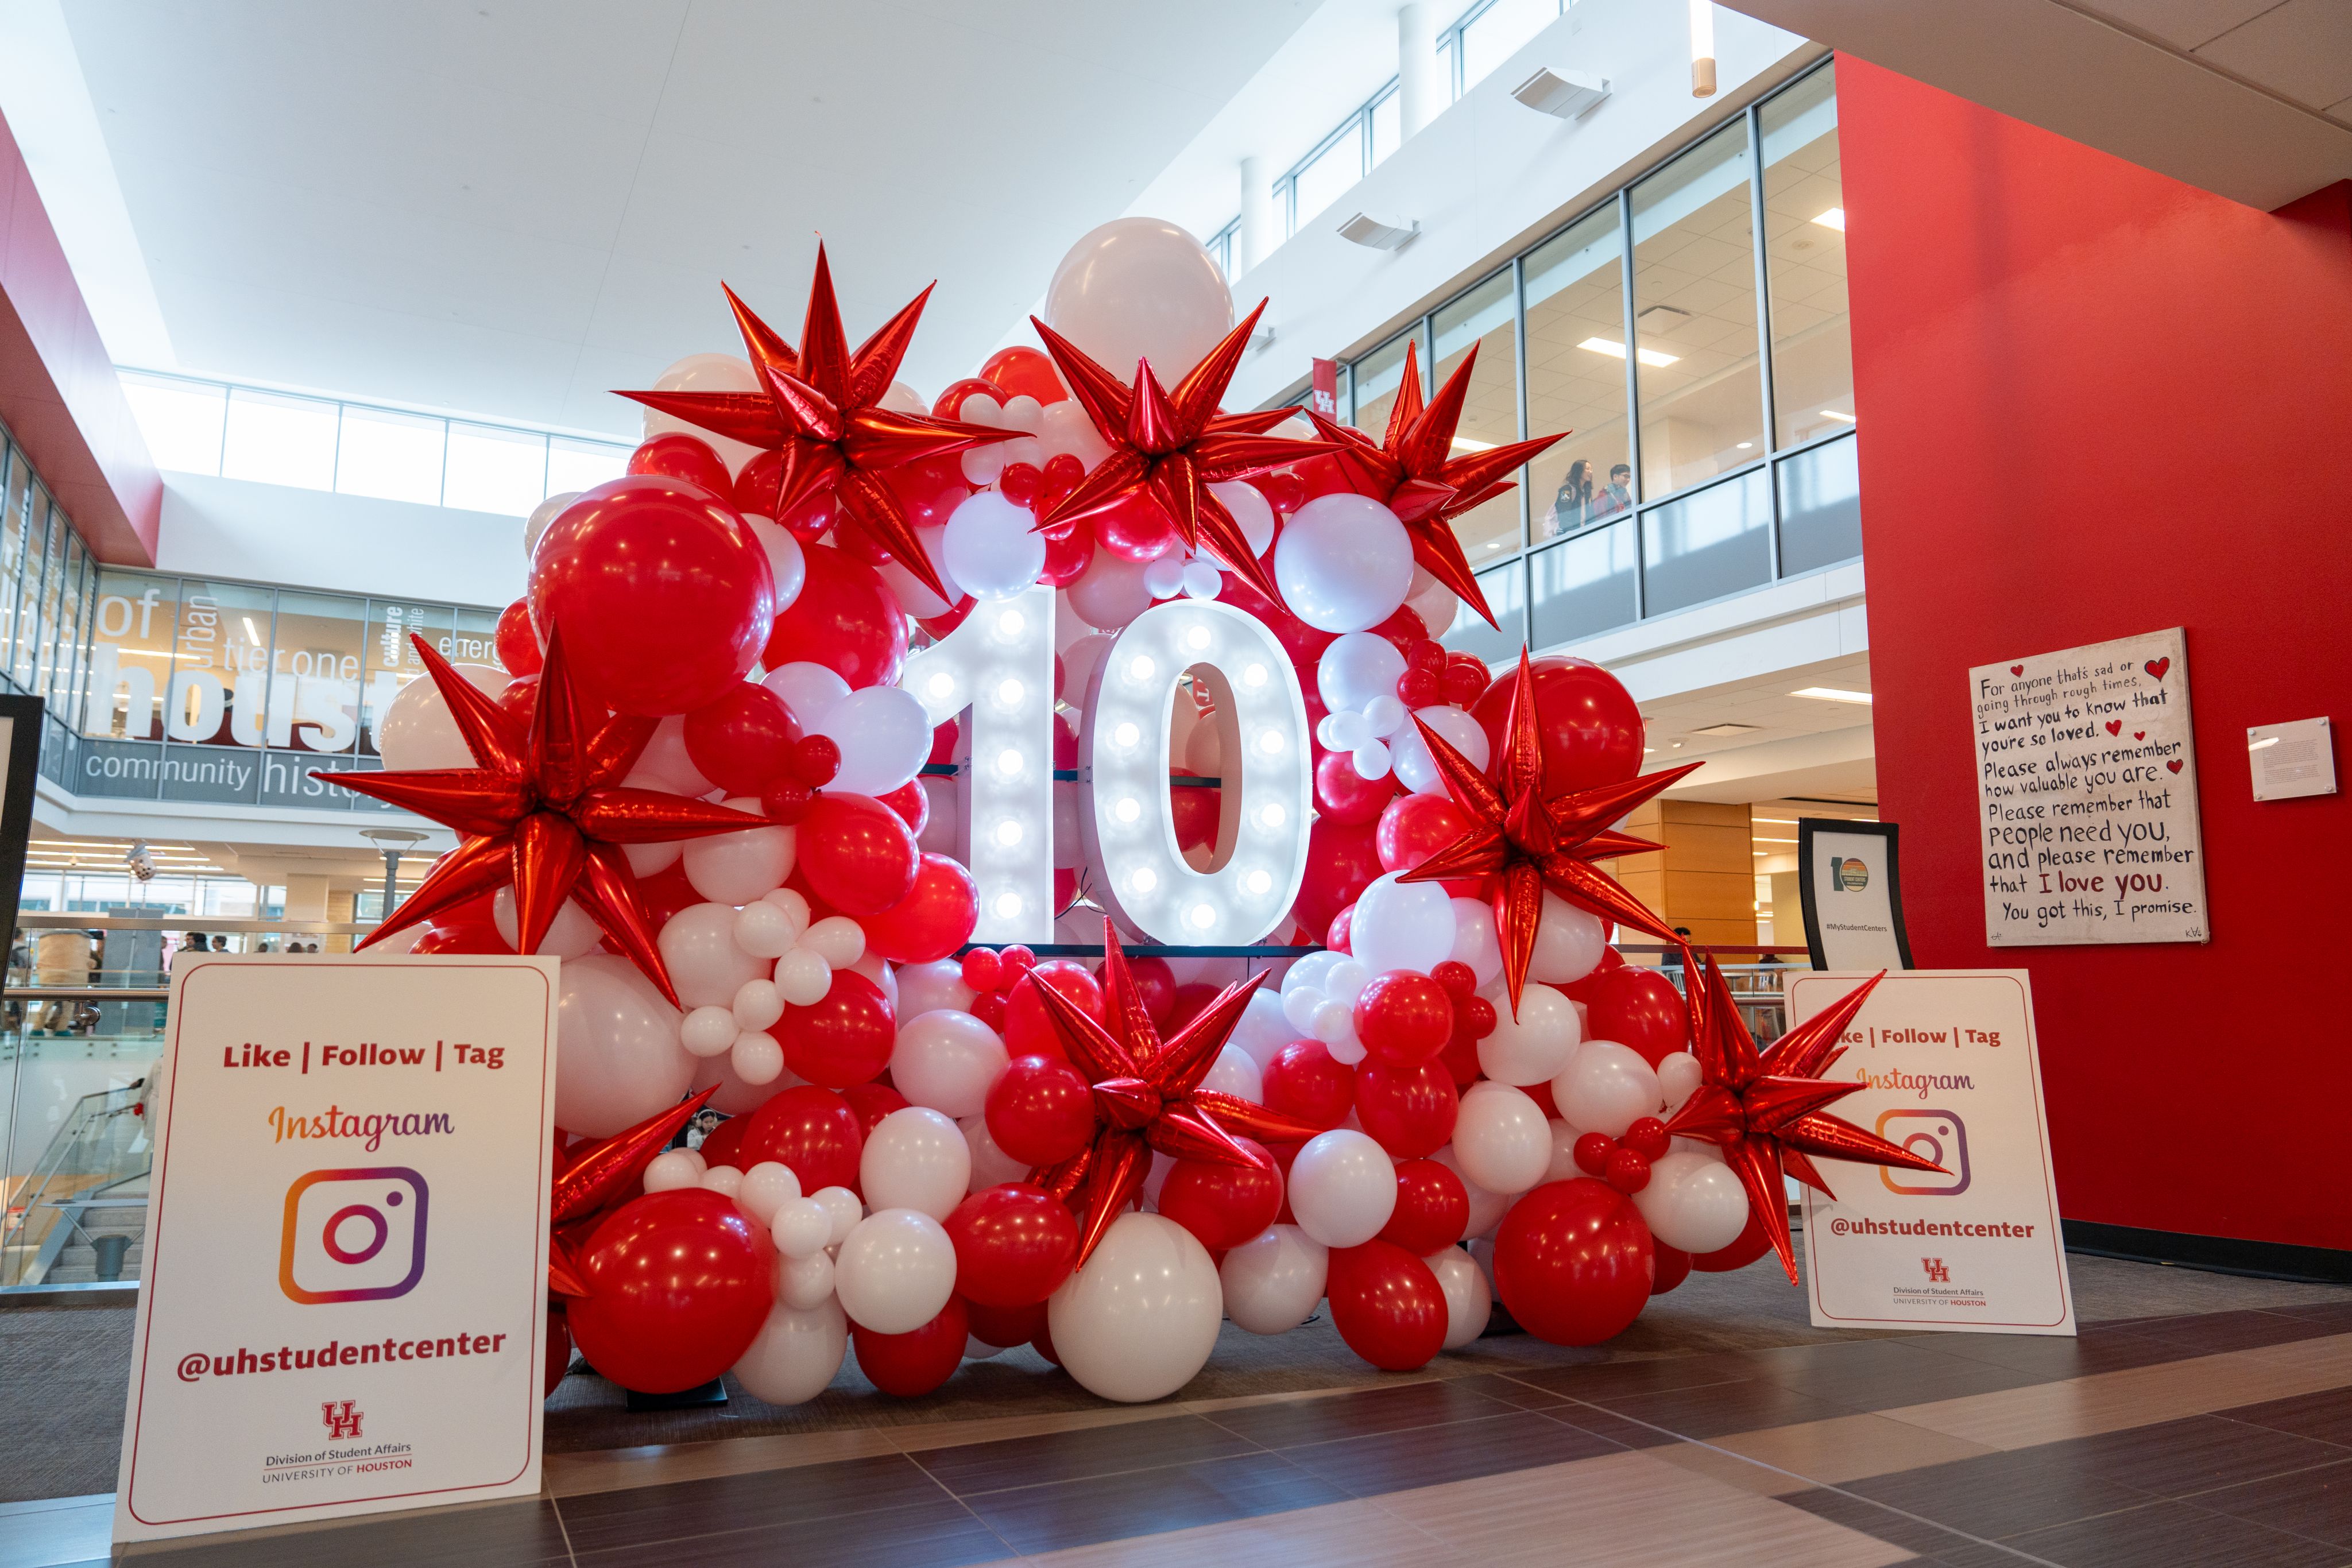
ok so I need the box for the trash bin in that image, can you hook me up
[92,1233,131,1281]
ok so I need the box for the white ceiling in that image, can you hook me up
[40,0,1319,436]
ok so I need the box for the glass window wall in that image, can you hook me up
[1760,63,1854,446]
[1525,205,1633,542]
[1430,270,1522,562]
[1631,121,1765,500]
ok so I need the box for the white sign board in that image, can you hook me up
[1798,820,1910,971]
[115,956,559,1543]
[2249,717,2336,802]
[1790,970,2073,1335]
[1970,627,2207,946]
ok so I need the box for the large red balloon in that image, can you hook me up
[628,432,733,497]
[566,1190,775,1392]
[1651,1242,1694,1294]
[962,1294,1046,1350]
[1326,1241,1448,1372]
[945,1183,1080,1307]
[795,793,920,916]
[1158,1139,1283,1253]
[1261,1040,1357,1130]
[1354,973,1455,1066]
[1379,1159,1470,1253]
[852,1295,968,1398]
[1002,961,1104,1059]
[763,541,908,690]
[738,1085,864,1192]
[529,475,775,715]
[683,682,803,796]
[840,1081,911,1137]
[1491,1179,1655,1346]
[978,346,1067,406]
[1471,656,1645,796]
[1354,1060,1460,1159]
[777,970,896,1087]
[859,853,977,965]
[1292,817,1383,941]
[1377,792,1473,876]
[1315,750,1399,825]
[1584,966,1690,1068]
[494,598,541,677]
[984,1054,1096,1167]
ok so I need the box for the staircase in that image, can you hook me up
[2,1082,153,1287]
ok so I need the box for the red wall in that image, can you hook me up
[1840,59,2352,1250]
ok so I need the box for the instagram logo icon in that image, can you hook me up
[280,1168,429,1304]
[1875,1110,1972,1197]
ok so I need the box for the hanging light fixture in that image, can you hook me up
[1689,0,1717,97]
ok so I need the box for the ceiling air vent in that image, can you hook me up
[1511,67,1611,120]
[1336,212,1419,251]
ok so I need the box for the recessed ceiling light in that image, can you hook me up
[1812,207,1846,231]
[1820,409,1856,423]
[1792,686,1873,703]
[1450,436,1496,452]
[1690,722,1761,737]
[1577,336,1678,367]
[1736,442,1753,450]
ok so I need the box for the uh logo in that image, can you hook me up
[321,1400,364,1441]
[1922,1258,1952,1284]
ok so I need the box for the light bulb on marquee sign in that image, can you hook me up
[903,590,1312,947]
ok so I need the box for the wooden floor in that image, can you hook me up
[14,1263,2352,1566]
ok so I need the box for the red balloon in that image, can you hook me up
[543,1307,571,1398]
[1692,1205,1775,1273]
[496,672,540,729]
[840,1081,911,1137]
[877,778,929,835]
[1168,776,1221,854]
[412,917,511,955]
[984,1054,1096,1166]
[1003,961,1104,1058]
[1471,656,1645,796]
[882,452,969,531]
[795,793,920,916]
[1315,749,1399,825]
[1092,489,1183,561]
[697,1112,749,1169]
[494,598,542,677]
[1353,972,1456,1066]
[932,377,1006,420]
[1158,1138,1282,1253]
[635,858,701,932]
[978,346,1067,405]
[732,447,786,519]
[1491,1179,1655,1346]
[962,1294,1046,1350]
[1218,571,1336,671]
[738,1086,864,1192]
[628,432,733,497]
[777,970,896,1087]
[1166,982,1218,1033]
[683,682,803,796]
[1262,1040,1357,1130]
[1378,792,1474,877]
[1651,1242,1693,1295]
[566,1190,775,1392]
[1292,817,1383,941]
[860,853,978,965]
[1326,1241,1448,1372]
[945,1183,1080,1307]
[1380,1158,1470,1252]
[1355,1060,1460,1159]
[763,541,908,690]
[1584,966,1690,1068]
[852,1295,967,1398]
[529,475,775,716]
[1128,956,1178,1028]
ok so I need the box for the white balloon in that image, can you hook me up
[1426,1247,1494,1348]
[657,902,769,1008]
[1452,1083,1553,1196]
[492,886,604,959]
[876,524,960,620]
[897,959,976,1020]
[1350,873,1457,977]
[1391,706,1492,796]
[699,1164,744,1197]
[771,1196,833,1259]
[733,978,784,1032]
[801,916,866,969]
[762,661,851,727]
[776,1246,836,1308]
[626,715,715,799]
[1448,899,1503,988]
[833,1208,957,1334]
[683,800,795,905]
[813,686,931,796]
[942,489,1047,599]
[918,776,960,854]
[891,1011,1007,1119]
[1528,893,1608,985]
[1317,632,1407,715]
[737,1162,803,1225]
[732,1299,846,1406]
[1046,1211,1223,1403]
[1045,216,1234,386]
[859,1108,970,1221]
[1658,1051,1705,1113]
[1272,494,1415,633]
[1552,1042,1662,1139]
[1200,1042,1263,1103]
[1477,982,1581,1086]
[689,1044,795,1115]
[554,955,694,1137]
[377,662,509,771]
[1219,1225,1329,1334]
[1545,1118,1588,1183]
[1432,1145,1517,1240]
[1287,1129,1396,1248]
[813,1185,864,1247]
[959,1113,1031,1191]
[644,352,762,473]
[524,491,579,560]
[730,1029,784,1085]
[1207,481,1277,557]
[734,899,803,960]
[1065,546,1154,630]
[1231,989,1295,1071]
[642,1149,701,1194]
[622,837,680,878]
[1406,567,1460,637]
[773,947,831,1007]
[1635,1150,1750,1254]
[745,517,807,614]
[1059,632,1113,706]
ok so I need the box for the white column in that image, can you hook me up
[1397,3,1443,139]
[1237,156,1276,276]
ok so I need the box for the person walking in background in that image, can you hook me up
[1545,459,1593,537]
[1593,463,1634,517]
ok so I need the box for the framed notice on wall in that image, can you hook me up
[1797,819,1912,971]
[1969,627,2208,946]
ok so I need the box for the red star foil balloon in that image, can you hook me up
[544,1087,719,1298]
[316,632,765,1006]
[1028,301,1335,606]
[1026,918,1326,1265]
[1399,649,1700,1017]
[617,246,1014,604]
[1666,957,1946,1284]
[1305,338,1567,630]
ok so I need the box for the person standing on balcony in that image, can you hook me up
[1546,460,1594,537]
[1592,463,1634,517]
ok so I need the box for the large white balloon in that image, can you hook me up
[960,1114,1030,1191]
[1220,1225,1329,1334]
[1528,892,1608,985]
[833,1208,957,1334]
[1391,706,1491,795]
[1350,873,1457,977]
[1452,1083,1553,1195]
[763,661,850,729]
[377,663,509,771]
[732,1299,847,1406]
[1477,982,1581,1086]
[1207,481,1277,557]
[1230,988,1296,1071]
[1658,1050,1705,1114]
[554,955,694,1137]
[891,1011,1007,1120]
[1200,1042,1263,1103]
[492,886,606,959]
[1552,1042,1662,1139]
[1426,1246,1493,1349]
[1273,494,1416,633]
[1317,632,1407,715]
[859,1108,971,1221]
[682,800,795,905]
[1046,1211,1223,1403]
[1432,1144,1516,1239]
[1045,217,1234,386]
[1287,1129,1397,1248]
[1064,546,1154,630]
[658,902,770,1008]
[897,960,976,1020]
[1634,1149,1750,1254]
[644,352,762,474]
[941,489,1047,600]
[1448,898,1503,988]
[813,686,930,796]
[628,714,715,797]
[744,517,807,615]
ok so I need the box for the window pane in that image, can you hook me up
[359,599,454,759]
[0,447,30,671]
[1291,129,1363,233]
[87,571,180,740]
[119,373,227,475]
[1530,520,1638,646]
[222,388,339,490]
[15,494,53,690]
[1640,467,1771,616]
[336,405,446,505]
[1761,65,1852,446]
[448,605,504,667]
[167,580,274,750]
[1351,327,1426,444]
[1631,121,1764,500]
[1776,431,1860,574]
[547,437,629,498]
[1430,269,1522,562]
[1461,0,1558,95]
[1526,204,1633,543]
[272,591,368,757]
[444,424,548,515]
[1370,89,1402,168]
[49,531,86,717]
[1441,561,1523,666]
